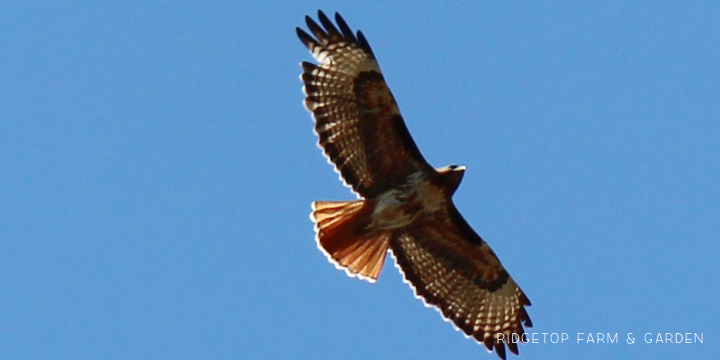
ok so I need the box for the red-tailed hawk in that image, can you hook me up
[297,11,532,359]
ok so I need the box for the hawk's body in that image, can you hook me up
[297,11,532,360]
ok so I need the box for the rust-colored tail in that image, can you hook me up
[310,200,390,282]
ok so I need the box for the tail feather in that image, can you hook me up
[310,200,390,282]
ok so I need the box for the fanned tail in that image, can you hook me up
[310,200,390,282]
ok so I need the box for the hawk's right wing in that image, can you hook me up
[297,11,434,199]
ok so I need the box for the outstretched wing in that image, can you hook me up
[390,203,533,360]
[297,11,433,199]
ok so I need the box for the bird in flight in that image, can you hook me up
[297,10,532,359]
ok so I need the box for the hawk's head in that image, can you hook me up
[436,165,466,195]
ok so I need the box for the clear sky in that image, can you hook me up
[1,1,718,359]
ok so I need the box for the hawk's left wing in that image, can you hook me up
[390,203,532,360]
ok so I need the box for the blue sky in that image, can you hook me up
[1,1,718,359]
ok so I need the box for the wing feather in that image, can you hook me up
[389,203,532,359]
[298,10,432,198]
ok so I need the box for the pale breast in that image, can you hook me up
[369,172,446,230]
